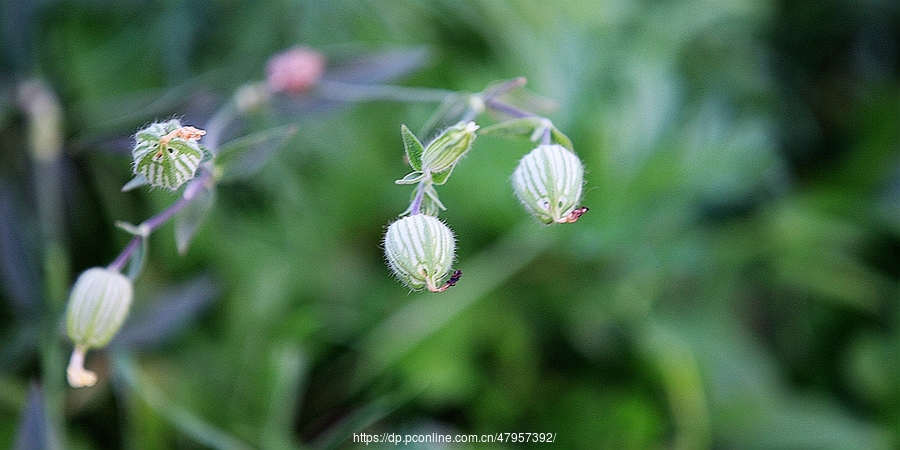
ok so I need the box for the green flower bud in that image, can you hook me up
[421,121,479,174]
[132,119,206,190]
[384,214,458,292]
[65,267,134,387]
[512,144,587,224]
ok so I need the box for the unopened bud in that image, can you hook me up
[512,144,586,224]
[133,119,205,190]
[421,121,479,174]
[266,46,326,95]
[384,214,458,292]
[65,267,134,387]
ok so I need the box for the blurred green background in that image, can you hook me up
[2,0,900,448]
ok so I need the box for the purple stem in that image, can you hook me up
[409,179,426,216]
[108,171,211,273]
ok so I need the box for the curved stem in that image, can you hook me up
[108,171,213,273]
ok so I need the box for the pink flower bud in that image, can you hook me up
[266,46,326,94]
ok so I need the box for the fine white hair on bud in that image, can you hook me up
[132,119,205,191]
[512,144,586,224]
[384,214,458,292]
[65,267,134,387]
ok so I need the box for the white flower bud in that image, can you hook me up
[384,214,458,292]
[132,119,205,190]
[512,144,586,224]
[65,267,134,387]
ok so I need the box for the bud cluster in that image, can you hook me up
[384,95,588,292]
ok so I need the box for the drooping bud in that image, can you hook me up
[421,121,479,175]
[65,267,134,387]
[512,144,586,224]
[132,119,206,191]
[384,214,458,292]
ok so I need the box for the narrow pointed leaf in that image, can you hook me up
[113,274,220,349]
[216,125,297,181]
[423,185,446,211]
[175,186,215,255]
[115,221,146,237]
[395,171,425,185]
[14,384,54,450]
[121,174,151,192]
[400,124,424,171]
[126,237,148,281]
[478,117,545,139]
[550,127,574,151]
[419,93,473,142]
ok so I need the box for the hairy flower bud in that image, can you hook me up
[512,144,586,224]
[65,267,134,387]
[132,119,205,190]
[384,214,458,292]
[421,121,479,174]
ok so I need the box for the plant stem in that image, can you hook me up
[316,81,455,103]
[409,178,428,216]
[108,171,212,273]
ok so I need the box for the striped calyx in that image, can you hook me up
[65,267,134,387]
[512,144,585,224]
[132,120,205,190]
[384,214,456,292]
[421,121,479,175]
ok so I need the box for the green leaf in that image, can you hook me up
[550,127,574,151]
[479,117,575,151]
[479,117,546,138]
[175,186,215,255]
[395,171,425,185]
[400,124,424,171]
[216,124,297,181]
[199,145,214,163]
[121,174,151,192]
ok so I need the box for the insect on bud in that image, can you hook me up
[64,267,134,387]
[512,144,586,224]
[132,119,205,191]
[421,121,479,174]
[384,214,458,292]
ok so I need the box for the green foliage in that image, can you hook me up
[2,0,900,448]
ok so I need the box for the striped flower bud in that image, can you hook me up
[384,214,458,292]
[65,267,134,387]
[512,144,586,224]
[132,119,205,190]
[421,121,479,174]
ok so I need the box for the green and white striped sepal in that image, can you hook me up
[512,144,587,224]
[384,214,459,292]
[132,119,207,191]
